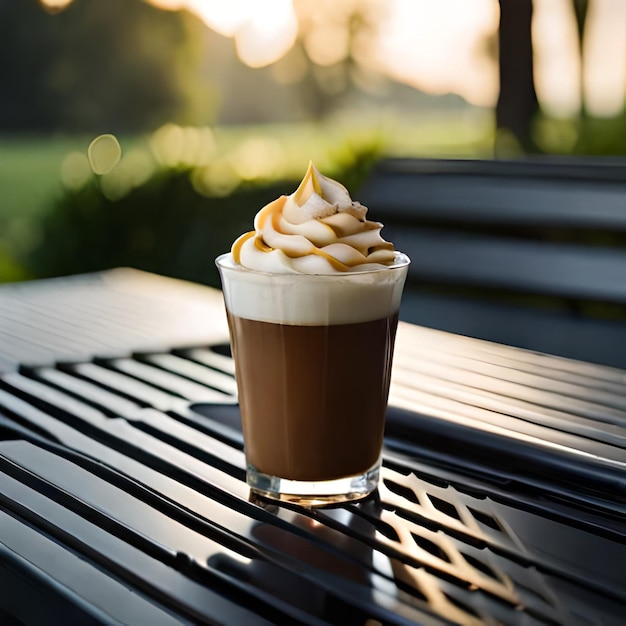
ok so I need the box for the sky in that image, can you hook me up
[42,0,626,117]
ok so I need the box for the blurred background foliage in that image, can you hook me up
[25,126,382,288]
[0,0,625,285]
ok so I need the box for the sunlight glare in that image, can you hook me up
[152,0,297,67]
[374,0,500,107]
[43,0,626,118]
[39,0,73,12]
[150,0,246,36]
[533,0,581,117]
[234,0,298,68]
[583,0,626,117]
[304,22,350,67]
[184,0,247,36]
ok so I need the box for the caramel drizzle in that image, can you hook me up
[232,192,394,270]
[256,196,284,230]
[231,231,255,264]
[293,160,322,206]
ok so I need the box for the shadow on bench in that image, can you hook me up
[359,158,626,369]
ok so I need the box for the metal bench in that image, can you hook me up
[0,269,624,625]
[359,158,626,368]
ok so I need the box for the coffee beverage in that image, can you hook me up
[227,312,399,482]
[216,162,409,505]
[216,252,407,504]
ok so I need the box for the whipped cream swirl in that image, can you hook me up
[231,162,396,274]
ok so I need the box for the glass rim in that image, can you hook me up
[215,251,410,277]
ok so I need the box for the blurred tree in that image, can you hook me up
[0,0,212,133]
[288,0,387,119]
[496,0,538,153]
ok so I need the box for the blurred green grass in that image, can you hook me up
[0,112,493,217]
[0,136,84,218]
[13,110,611,285]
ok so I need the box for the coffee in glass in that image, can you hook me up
[216,163,409,505]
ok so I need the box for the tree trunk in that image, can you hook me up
[496,0,539,153]
[572,0,589,116]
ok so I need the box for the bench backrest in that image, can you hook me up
[358,158,626,368]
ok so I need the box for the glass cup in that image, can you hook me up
[216,252,410,506]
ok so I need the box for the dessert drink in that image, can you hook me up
[216,162,409,505]
[227,314,398,482]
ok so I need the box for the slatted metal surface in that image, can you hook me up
[1,269,625,625]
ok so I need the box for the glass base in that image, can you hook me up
[247,462,380,507]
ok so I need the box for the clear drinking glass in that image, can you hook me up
[216,252,410,506]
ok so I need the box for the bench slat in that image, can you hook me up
[387,226,626,302]
[359,158,626,366]
[364,175,626,229]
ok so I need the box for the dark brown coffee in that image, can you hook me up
[227,313,399,482]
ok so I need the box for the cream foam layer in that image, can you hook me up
[232,163,396,275]
[217,252,409,325]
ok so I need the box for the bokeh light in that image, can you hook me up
[88,134,123,175]
[99,149,157,202]
[229,137,284,181]
[39,0,72,13]
[61,152,93,190]
[191,161,241,197]
[150,124,216,168]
